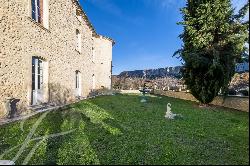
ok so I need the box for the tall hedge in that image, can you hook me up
[174,0,249,104]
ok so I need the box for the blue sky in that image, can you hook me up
[80,0,248,75]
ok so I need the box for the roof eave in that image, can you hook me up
[73,0,115,46]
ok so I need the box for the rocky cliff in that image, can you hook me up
[118,66,182,79]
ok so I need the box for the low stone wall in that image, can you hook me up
[154,90,249,112]
[120,90,141,94]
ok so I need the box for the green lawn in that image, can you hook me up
[0,94,249,165]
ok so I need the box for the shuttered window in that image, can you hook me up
[31,0,43,24]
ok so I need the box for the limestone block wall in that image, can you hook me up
[93,36,113,89]
[154,90,249,112]
[0,0,113,117]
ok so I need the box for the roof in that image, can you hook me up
[73,0,115,45]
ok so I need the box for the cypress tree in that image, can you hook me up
[174,0,249,104]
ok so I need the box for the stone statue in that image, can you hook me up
[165,103,183,120]
[4,98,20,119]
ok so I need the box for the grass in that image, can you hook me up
[0,94,249,165]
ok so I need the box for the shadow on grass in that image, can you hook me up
[0,101,123,165]
[79,94,168,165]
[43,110,64,165]
[0,94,248,165]
[41,102,124,165]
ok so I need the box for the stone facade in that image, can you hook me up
[0,0,114,117]
[93,36,113,89]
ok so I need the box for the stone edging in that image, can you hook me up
[153,90,249,112]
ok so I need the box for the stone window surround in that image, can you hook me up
[28,0,50,29]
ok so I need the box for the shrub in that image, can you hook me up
[88,88,120,98]
[228,89,237,95]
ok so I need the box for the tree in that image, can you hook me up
[174,0,249,104]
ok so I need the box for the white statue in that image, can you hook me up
[165,103,183,120]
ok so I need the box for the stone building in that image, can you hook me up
[0,0,114,117]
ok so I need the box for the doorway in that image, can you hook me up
[75,70,82,97]
[32,57,44,105]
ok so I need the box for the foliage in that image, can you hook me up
[0,95,249,165]
[88,87,120,97]
[174,0,249,103]
[228,89,237,95]
[112,76,182,90]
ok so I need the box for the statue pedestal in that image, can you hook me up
[4,98,20,119]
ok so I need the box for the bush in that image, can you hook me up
[87,88,120,98]
[228,89,237,95]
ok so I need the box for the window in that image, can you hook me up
[37,59,43,89]
[92,74,95,89]
[32,57,47,105]
[31,0,43,23]
[76,71,79,89]
[111,61,113,73]
[32,57,43,91]
[76,29,81,52]
[75,71,81,97]
[31,0,49,29]
[32,58,36,90]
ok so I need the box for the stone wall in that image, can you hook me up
[0,0,113,117]
[154,90,249,112]
[120,90,141,94]
[94,36,113,89]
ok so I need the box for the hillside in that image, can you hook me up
[113,67,249,96]
[118,66,182,79]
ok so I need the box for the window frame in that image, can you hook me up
[31,0,43,24]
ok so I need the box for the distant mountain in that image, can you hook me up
[117,66,183,79]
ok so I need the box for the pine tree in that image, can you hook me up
[174,0,249,104]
